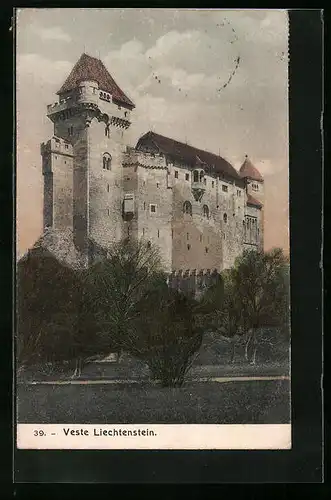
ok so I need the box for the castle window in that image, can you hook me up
[222,184,228,192]
[200,234,202,242]
[187,232,189,240]
[143,202,146,210]
[171,229,173,239]
[118,105,121,110]
[237,189,241,196]
[185,173,190,181]
[147,241,151,248]
[105,125,110,137]
[143,228,145,236]
[107,184,110,192]
[183,201,192,216]
[107,209,110,216]
[204,178,207,185]
[64,161,67,164]
[103,153,112,170]
[223,233,226,240]
[157,183,159,188]
[212,181,215,188]
[175,171,178,179]
[223,213,228,223]
[203,205,209,218]
[158,229,160,238]
[68,126,74,136]
[124,111,128,117]
[150,204,157,214]
[187,244,191,250]
[65,144,69,149]
[193,170,199,182]
[205,247,209,254]
[200,171,204,182]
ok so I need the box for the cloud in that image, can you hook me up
[32,24,72,42]
[17,53,72,86]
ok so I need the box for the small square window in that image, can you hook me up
[150,204,156,213]
[185,173,189,181]
[222,185,228,192]
[175,171,178,179]
[65,144,69,149]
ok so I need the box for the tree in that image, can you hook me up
[131,283,205,387]
[16,250,82,369]
[84,238,164,357]
[230,248,290,364]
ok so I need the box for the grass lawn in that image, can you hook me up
[17,379,290,424]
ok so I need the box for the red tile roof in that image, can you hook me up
[247,193,263,208]
[136,131,241,180]
[239,156,263,182]
[57,53,135,109]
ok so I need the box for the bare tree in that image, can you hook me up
[84,238,164,357]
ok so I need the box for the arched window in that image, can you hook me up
[183,201,192,216]
[102,153,112,170]
[193,170,199,182]
[199,170,204,182]
[203,205,209,218]
[223,213,228,223]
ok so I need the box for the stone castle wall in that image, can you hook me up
[42,87,264,273]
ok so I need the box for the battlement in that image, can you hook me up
[41,137,74,157]
[167,268,221,295]
[123,150,167,169]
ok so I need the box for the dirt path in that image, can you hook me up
[25,375,289,386]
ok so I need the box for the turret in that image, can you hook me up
[240,155,264,250]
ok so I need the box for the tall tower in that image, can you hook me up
[239,155,265,250]
[41,53,135,259]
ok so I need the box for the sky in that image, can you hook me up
[16,8,289,257]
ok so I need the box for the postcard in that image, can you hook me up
[16,8,291,452]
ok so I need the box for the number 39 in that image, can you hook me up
[33,430,45,436]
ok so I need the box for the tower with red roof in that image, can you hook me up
[239,155,264,250]
[41,53,135,260]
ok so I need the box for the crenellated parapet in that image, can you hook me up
[41,136,73,155]
[122,150,168,170]
[168,268,221,295]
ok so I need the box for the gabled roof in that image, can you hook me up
[247,193,263,209]
[239,156,263,182]
[136,131,240,180]
[57,53,135,109]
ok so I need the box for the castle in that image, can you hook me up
[40,53,264,274]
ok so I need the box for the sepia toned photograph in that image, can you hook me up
[16,8,290,450]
